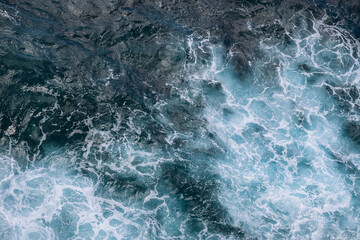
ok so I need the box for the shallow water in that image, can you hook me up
[1,0,360,239]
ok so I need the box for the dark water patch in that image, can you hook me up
[94,170,150,203]
[161,162,245,238]
[292,110,311,130]
[298,63,311,72]
[0,53,57,85]
[315,0,360,38]
[343,121,360,146]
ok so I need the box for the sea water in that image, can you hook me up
[1,1,360,239]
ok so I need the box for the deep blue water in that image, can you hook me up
[1,0,360,239]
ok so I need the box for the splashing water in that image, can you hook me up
[153,12,360,238]
[2,2,360,240]
[180,13,360,239]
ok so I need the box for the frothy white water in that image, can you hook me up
[169,12,360,239]
[0,150,157,240]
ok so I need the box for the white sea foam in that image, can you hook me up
[170,12,360,239]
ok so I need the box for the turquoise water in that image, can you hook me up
[1,1,360,239]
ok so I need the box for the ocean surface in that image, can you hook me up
[1,0,360,239]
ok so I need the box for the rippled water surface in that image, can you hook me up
[1,0,360,239]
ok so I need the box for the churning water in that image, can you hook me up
[1,0,360,239]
